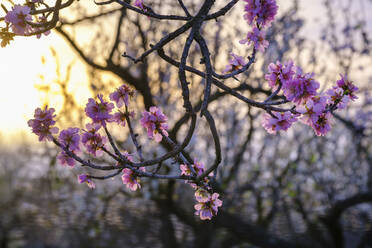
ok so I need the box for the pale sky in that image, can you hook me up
[0,32,90,141]
[0,36,56,136]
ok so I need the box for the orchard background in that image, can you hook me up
[0,0,372,247]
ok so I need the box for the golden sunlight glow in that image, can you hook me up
[0,32,91,140]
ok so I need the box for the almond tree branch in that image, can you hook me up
[157,48,297,113]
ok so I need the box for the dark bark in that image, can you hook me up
[321,192,372,248]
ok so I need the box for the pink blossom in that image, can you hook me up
[180,161,211,189]
[35,16,51,39]
[112,111,135,126]
[78,174,95,189]
[335,74,358,101]
[180,164,191,176]
[112,111,127,126]
[4,5,32,35]
[59,127,80,152]
[240,27,269,52]
[121,167,145,191]
[57,151,75,167]
[265,60,295,88]
[85,94,114,126]
[122,151,134,162]
[195,187,210,203]
[194,193,223,220]
[28,106,59,141]
[140,106,168,142]
[243,0,278,28]
[180,161,205,176]
[134,0,145,10]
[311,112,332,136]
[262,111,298,134]
[115,151,134,166]
[296,94,328,124]
[81,123,107,157]
[282,71,320,105]
[109,84,135,108]
[222,53,246,73]
[326,87,349,109]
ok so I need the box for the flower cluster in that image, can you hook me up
[78,174,96,189]
[110,84,135,108]
[116,152,147,191]
[265,61,320,104]
[265,60,295,88]
[27,106,59,141]
[333,74,358,102]
[121,167,146,191]
[180,161,205,177]
[194,192,223,220]
[240,27,269,52]
[224,0,278,74]
[240,0,278,52]
[311,112,332,136]
[4,5,32,35]
[59,128,80,151]
[326,88,349,109]
[262,61,358,136]
[180,161,223,220]
[85,94,114,127]
[296,95,328,124]
[243,0,278,27]
[3,4,50,38]
[180,160,211,189]
[4,4,32,35]
[283,71,320,105]
[223,53,247,73]
[140,106,169,142]
[57,127,81,167]
[262,112,298,134]
[28,84,168,192]
[81,123,107,157]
